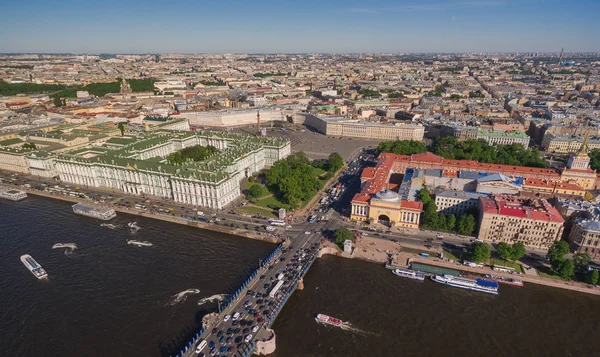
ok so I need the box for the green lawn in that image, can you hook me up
[442,249,464,261]
[489,258,524,273]
[236,206,278,219]
[255,195,288,209]
[311,167,327,177]
[537,265,563,280]
[402,247,432,255]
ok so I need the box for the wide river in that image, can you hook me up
[2,196,600,357]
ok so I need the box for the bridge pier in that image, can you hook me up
[254,328,276,355]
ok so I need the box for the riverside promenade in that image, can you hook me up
[7,184,281,244]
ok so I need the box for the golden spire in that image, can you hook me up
[579,128,591,156]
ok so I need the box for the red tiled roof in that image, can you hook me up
[401,200,423,211]
[410,152,444,163]
[387,152,560,178]
[361,167,376,180]
[480,196,564,223]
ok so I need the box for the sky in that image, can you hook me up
[1,0,599,54]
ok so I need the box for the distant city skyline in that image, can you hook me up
[2,0,599,53]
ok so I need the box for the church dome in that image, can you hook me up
[375,189,400,202]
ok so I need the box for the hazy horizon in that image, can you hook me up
[2,0,599,54]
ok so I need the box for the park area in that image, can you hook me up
[236,152,342,217]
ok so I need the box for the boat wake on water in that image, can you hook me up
[339,321,379,336]
[52,243,78,256]
[128,222,141,231]
[197,294,228,306]
[167,289,201,306]
[100,223,120,230]
[127,240,153,247]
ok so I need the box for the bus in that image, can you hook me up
[269,280,285,298]
[269,220,285,226]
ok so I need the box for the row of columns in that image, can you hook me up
[402,211,419,224]
[352,204,368,216]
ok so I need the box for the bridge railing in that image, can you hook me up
[172,243,283,357]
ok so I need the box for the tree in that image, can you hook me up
[547,241,570,271]
[167,145,218,164]
[447,214,456,231]
[247,184,263,199]
[457,214,477,235]
[376,140,428,155]
[334,228,355,245]
[53,96,63,107]
[417,188,432,205]
[510,242,526,261]
[388,91,405,98]
[557,259,575,280]
[469,242,491,263]
[327,152,344,173]
[264,152,323,208]
[573,252,591,270]
[421,201,439,228]
[496,242,513,261]
[585,269,599,285]
[118,122,125,136]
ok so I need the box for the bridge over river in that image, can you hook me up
[177,219,336,357]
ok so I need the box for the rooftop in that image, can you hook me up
[480,195,564,223]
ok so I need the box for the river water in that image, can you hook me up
[2,196,600,357]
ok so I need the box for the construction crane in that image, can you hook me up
[559,48,564,63]
[559,48,575,66]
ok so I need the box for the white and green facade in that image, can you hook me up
[54,130,290,209]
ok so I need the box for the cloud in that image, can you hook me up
[347,1,504,14]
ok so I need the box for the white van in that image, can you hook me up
[195,339,207,353]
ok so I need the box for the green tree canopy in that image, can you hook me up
[247,183,264,199]
[447,214,456,231]
[496,242,526,261]
[457,214,477,236]
[417,188,432,205]
[388,91,405,98]
[573,252,591,270]
[127,78,157,92]
[557,259,575,280]
[166,145,218,165]
[53,96,63,107]
[547,241,570,270]
[511,242,526,261]
[265,152,323,208]
[496,242,512,260]
[469,242,491,263]
[430,136,546,168]
[585,269,599,285]
[376,140,428,155]
[327,152,344,172]
[117,122,125,136]
[334,228,355,245]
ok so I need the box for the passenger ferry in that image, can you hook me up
[20,254,48,279]
[72,203,116,220]
[316,314,343,327]
[431,274,499,295]
[0,188,27,201]
[392,268,425,281]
